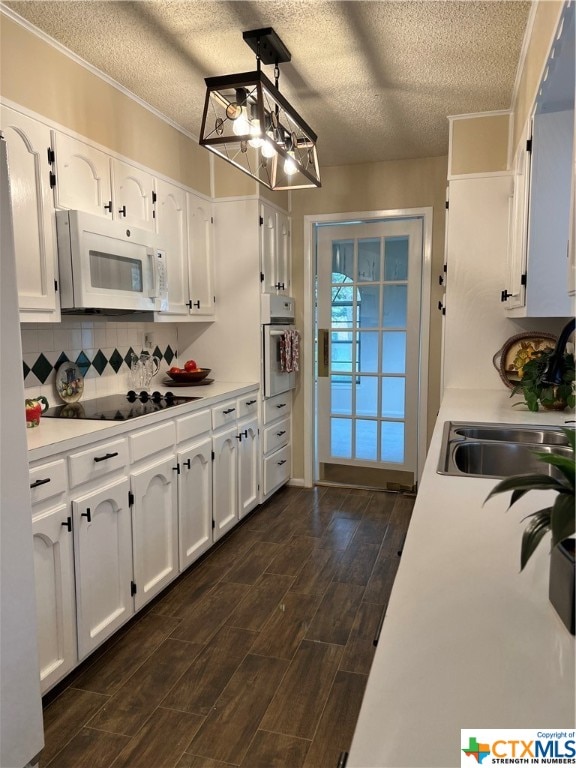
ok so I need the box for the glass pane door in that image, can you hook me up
[316,219,422,477]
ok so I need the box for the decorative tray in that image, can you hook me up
[492,332,557,389]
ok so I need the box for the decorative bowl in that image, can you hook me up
[166,368,211,383]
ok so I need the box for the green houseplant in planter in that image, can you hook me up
[485,428,575,634]
[511,347,575,412]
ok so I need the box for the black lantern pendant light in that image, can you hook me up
[199,28,320,191]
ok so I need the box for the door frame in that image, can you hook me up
[303,207,433,488]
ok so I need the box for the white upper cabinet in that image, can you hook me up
[260,201,291,295]
[155,178,190,317]
[503,123,531,310]
[504,2,575,317]
[0,106,60,321]
[52,131,113,218]
[187,192,215,317]
[111,158,156,231]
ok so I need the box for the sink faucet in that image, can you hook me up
[542,317,575,385]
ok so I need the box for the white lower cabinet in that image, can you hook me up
[72,477,134,661]
[212,425,239,542]
[177,435,213,569]
[130,455,179,611]
[30,388,264,689]
[238,416,259,519]
[261,392,292,500]
[32,504,76,694]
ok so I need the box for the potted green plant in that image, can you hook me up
[511,347,575,412]
[485,428,575,633]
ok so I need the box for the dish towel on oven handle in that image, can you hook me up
[280,329,300,373]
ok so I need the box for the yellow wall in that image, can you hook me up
[0,14,211,195]
[512,0,564,152]
[450,113,510,175]
[290,155,448,480]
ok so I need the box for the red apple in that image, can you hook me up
[184,359,198,372]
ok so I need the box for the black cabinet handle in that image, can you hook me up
[236,429,248,441]
[193,300,201,309]
[104,200,112,212]
[501,289,512,302]
[81,508,91,523]
[173,464,180,474]
[277,459,287,466]
[276,430,286,437]
[438,274,444,286]
[246,399,257,406]
[119,205,127,217]
[61,516,72,532]
[223,408,236,415]
[183,458,191,469]
[275,282,285,290]
[94,451,119,463]
[30,477,51,489]
[276,403,287,409]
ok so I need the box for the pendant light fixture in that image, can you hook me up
[199,27,321,191]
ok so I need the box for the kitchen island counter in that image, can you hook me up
[27,380,259,462]
[348,387,575,768]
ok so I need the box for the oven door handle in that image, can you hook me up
[269,330,286,337]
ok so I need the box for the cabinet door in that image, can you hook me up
[188,193,215,317]
[52,131,112,217]
[504,131,531,310]
[238,417,259,519]
[178,436,213,570]
[156,178,190,316]
[276,211,291,294]
[32,504,77,693]
[212,426,238,541]
[111,158,155,231]
[73,477,133,660]
[0,106,60,318]
[131,456,178,611]
[260,201,278,293]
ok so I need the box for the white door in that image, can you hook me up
[188,193,215,316]
[111,158,156,231]
[316,218,423,481]
[32,505,77,693]
[238,417,259,518]
[178,436,213,570]
[156,178,190,316]
[73,477,133,660]
[0,106,60,316]
[212,426,238,541]
[131,456,178,611]
[52,131,112,217]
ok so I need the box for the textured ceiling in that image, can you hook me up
[4,0,531,166]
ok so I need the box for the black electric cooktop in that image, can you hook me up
[43,391,201,421]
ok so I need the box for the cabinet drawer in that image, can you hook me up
[263,444,291,497]
[68,438,128,488]
[237,392,259,419]
[176,409,211,444]
[212,400,238,430]
[262,416,291,456]
[263,392,292,425]
[130,421,176,463]
[29,459,67,507]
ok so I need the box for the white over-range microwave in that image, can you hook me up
[56,210,168,313]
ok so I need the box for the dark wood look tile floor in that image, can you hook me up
[40,485,414,768]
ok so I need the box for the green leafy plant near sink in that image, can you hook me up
[511,347,575,412]
[485,428,575,569]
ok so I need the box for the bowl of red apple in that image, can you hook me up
[166,360,211,383]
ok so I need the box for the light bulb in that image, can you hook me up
[248,118,263,149]
[261,137,277,158]
[284,151,297,176]
[232,108,249,136]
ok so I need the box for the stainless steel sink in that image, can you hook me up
[453,425,570,446]
[437,421,573,479]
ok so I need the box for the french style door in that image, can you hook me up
[316,218,423,481]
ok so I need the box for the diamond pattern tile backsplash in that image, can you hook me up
[22,319,179,402]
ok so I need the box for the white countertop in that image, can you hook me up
[27,380,259,462]
[348,388,575,768]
